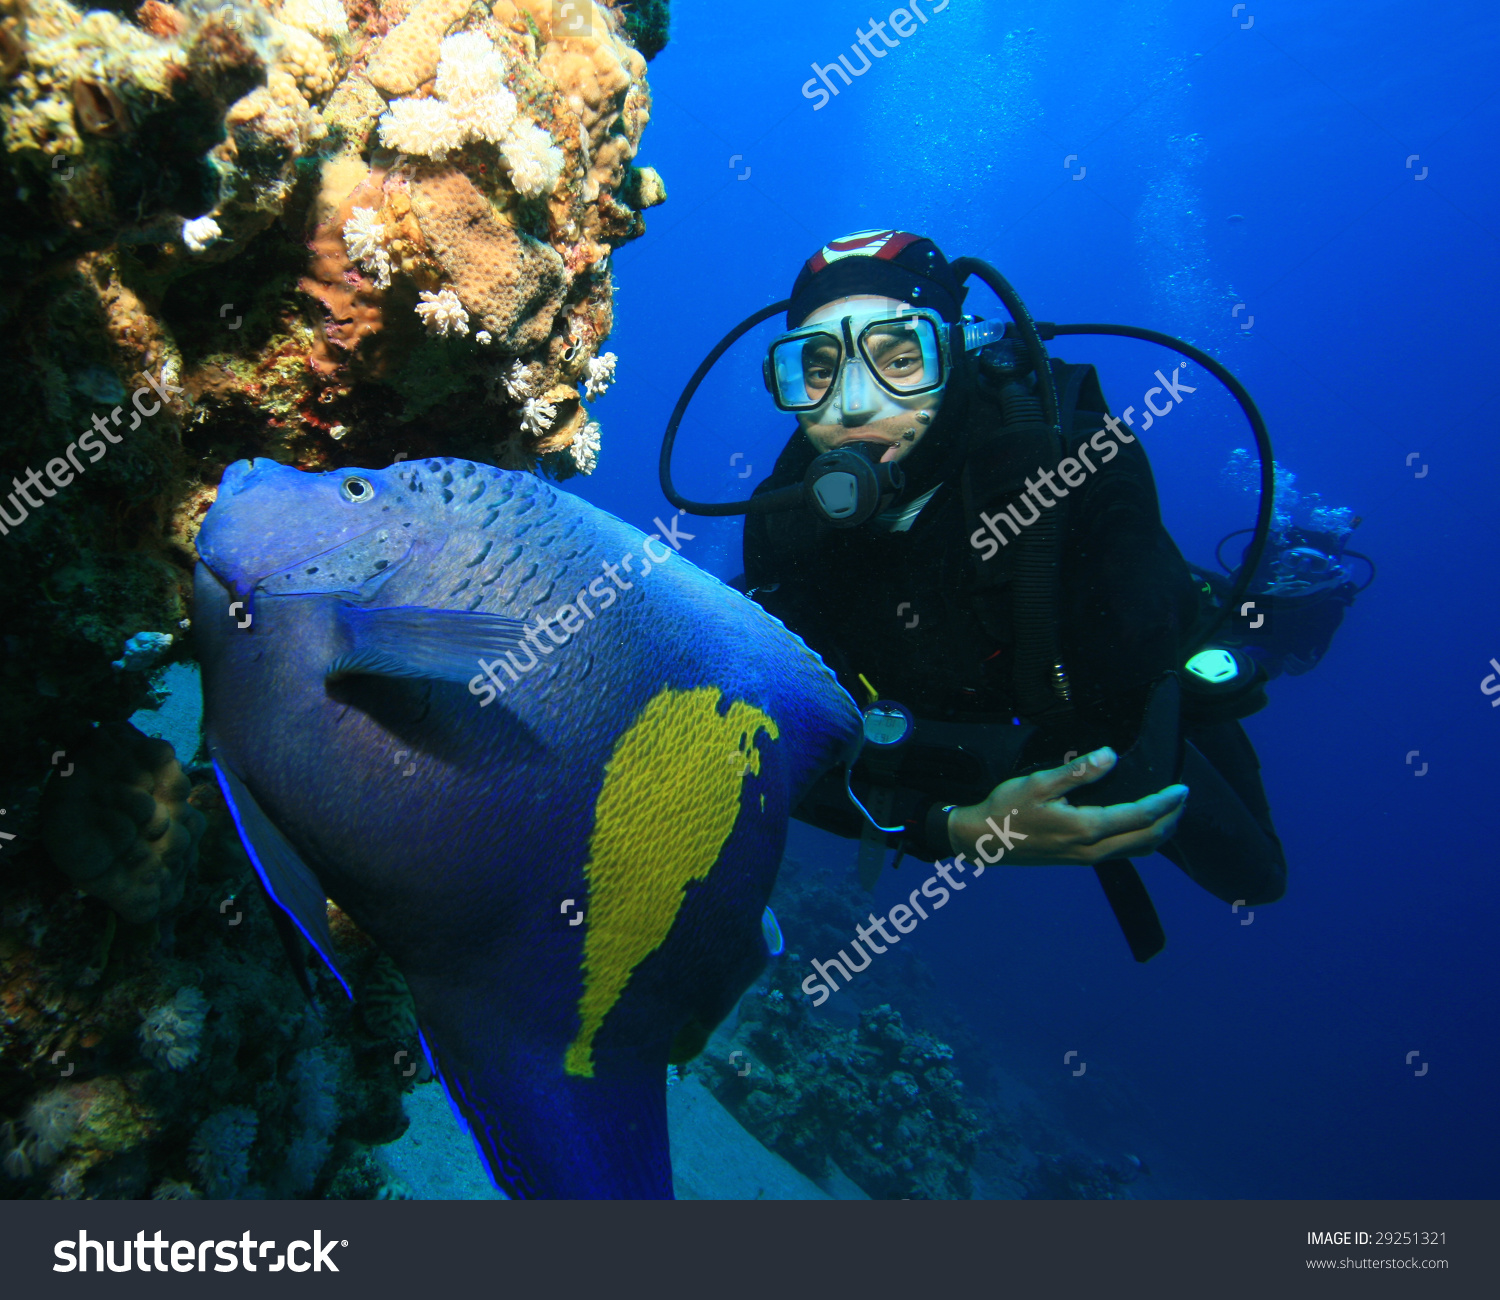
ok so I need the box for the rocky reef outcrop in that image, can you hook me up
[38,722,205,925]
[700,856,1151,1201]
[1,0,660,486]
[699,983,986,1201]
[1,726,428,1198]
[695,858,988,1200]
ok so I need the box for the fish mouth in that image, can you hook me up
[197,459,416,603]
[195,548,245,607]
[196,559,231,602]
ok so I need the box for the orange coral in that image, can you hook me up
[299,165,392,374]
[365,0,471,96]
[408,167,570,350]
[135,1,188,39]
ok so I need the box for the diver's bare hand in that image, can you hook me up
[946,747,1188,867]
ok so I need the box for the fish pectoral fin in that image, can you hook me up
[332,603,533,684]
[210,747,351,998]
[324,648,430,682]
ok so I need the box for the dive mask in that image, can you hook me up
[1265,546,1348,598]
[763,306,950,413]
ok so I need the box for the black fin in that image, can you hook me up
[1069,674,1181,964]
[263,887,316,1002]
[211,750,351,998]
[857,826,887,891]
[1093,860,1167,963]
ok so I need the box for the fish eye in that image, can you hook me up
[341,477,374,503]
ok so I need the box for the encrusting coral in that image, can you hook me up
[38,723,206,926]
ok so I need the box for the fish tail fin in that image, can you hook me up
[418,1015,674,1200]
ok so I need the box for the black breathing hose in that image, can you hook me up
[1038,322,1276,652]
[1215,527,1256,574]
[658,300,798,516]
[950,257,1060,433]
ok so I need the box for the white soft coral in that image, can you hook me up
[377,31,530,162]
[378,97,466,158]
[436,31,518,143]
[583,351,617,400]
[520,397,557,436]
[342,206,392,289]
[182,216,221,253]
[140,986,210,1071]
[278,0,347,39]
[504,360,539,401]
[466,91,520,146]
[571,419,601,475]
[501,120,565,198]
[415,288,470,337]
[435,31,507,104]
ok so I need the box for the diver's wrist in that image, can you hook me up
[924,802,960,859]
[945,803,982,858]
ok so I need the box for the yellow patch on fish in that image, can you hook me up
[564,686,778,1079]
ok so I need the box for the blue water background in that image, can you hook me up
[564,0,1500,1197]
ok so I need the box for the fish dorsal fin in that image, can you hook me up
[328,604,533,683]
[211,748,351,998]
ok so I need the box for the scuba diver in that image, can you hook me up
[658,230,1368,962]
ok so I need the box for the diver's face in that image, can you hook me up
[794,295,945,464]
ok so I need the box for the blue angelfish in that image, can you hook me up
[193,457,860,1199]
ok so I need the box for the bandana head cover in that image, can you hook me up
[786,230,969,327]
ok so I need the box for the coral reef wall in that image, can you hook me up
[0,0,666,1197]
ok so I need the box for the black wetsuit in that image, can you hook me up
[743,355,1288,911]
